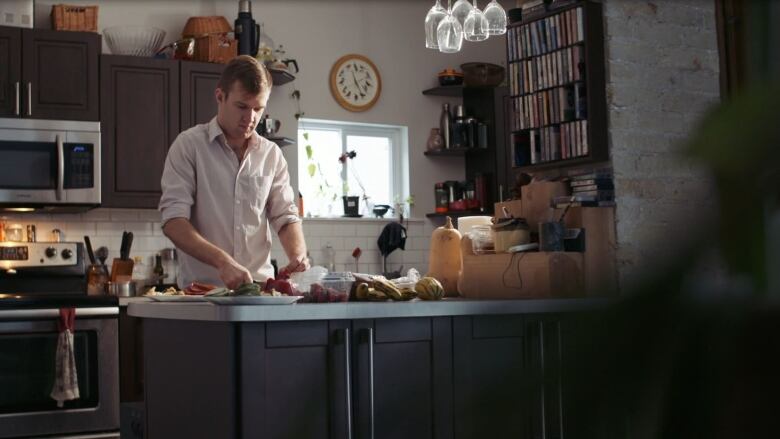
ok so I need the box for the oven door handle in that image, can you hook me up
[0,307,119,321]
[56,133,64,201]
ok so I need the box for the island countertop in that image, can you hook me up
[127,297,612,322]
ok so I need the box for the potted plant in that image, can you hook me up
[338,150,367,217]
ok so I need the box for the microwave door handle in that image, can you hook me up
[14,82,20,115]
[56,134,64,201]
[26,82,32,116]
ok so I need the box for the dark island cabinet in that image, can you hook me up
[351,318,453,439]
[100,55,180,208]
[0,26,98,120]
[239,318,453,439]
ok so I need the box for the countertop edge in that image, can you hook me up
[127,297,613,321]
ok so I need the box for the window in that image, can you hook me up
[297,119,408,218]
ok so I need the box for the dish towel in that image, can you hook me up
[51,308,79,407]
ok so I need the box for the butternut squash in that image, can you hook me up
[426,216,462,296]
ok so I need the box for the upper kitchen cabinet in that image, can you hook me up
[180,60,223,130]
[101,55,180,208]
[0,26,99,121]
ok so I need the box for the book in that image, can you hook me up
[570,178,614,187]
[552,200,616,209]
[572,183,614,192]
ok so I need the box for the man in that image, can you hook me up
[159,55,308,289]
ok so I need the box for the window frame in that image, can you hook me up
[297,118,408,213]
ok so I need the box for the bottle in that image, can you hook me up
[439,103,452,149]
[153,254,165,287]
[324,244,336,272]
[435,182,449,213]
[451,105,467,149]
[235,0,259,56]
[131,256,148,292]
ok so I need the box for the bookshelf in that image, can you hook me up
[506,1,608,172]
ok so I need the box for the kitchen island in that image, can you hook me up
[129,298,613,439]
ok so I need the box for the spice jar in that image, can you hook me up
[5,224,23,242]
[491,218,530,253]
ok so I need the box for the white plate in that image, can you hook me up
[204,295,303,305]
[147,295,207,302]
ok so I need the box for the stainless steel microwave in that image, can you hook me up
[0,118,100,212]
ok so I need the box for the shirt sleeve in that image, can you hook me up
[266,150,301,234]
[159,134,196,227]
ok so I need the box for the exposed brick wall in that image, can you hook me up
[603,0,721,290]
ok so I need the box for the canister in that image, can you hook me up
[491,218,530,252]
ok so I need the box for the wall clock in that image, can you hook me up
[329,54,382,112]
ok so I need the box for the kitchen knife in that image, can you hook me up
[119,231,128,260]
[84,235,96,265]
[125,232,134,259]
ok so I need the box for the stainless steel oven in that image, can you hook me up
[0,242,119,438]
[0,118,100,212]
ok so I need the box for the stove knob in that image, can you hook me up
[45,247,58,258]
[61,248,73,260]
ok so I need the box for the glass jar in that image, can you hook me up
[435,183,449,213]
[87,264,109,295]
[5,224,23,242]
[469,224,494,255]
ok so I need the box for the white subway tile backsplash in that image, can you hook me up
[96,221,127,236]
[1,210,434,276]
[80,209,111,221]
[108,209,140,222]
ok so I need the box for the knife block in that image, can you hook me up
[110,258,134,283]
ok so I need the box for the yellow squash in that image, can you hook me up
[425,216,462,296]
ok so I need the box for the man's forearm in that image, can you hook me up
[162,218,232,269]
[278,221,307,263]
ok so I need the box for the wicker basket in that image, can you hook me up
[193,34,237,64]
[51,4,98,32]
[182,16,231,38]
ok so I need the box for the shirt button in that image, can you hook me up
[236,200,241,205]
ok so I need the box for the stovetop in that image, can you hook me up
[0,293,118,309]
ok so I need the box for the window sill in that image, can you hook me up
[301,216,425,223]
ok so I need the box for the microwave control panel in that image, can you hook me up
[63,143,94,189]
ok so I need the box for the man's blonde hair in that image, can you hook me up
[217,55,273,96]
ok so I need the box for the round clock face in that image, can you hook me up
[329,54,381,112]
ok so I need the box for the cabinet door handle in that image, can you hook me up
[339,328,354,439]
[14,82,20,115]
[26,82,32,116]
[362,327,375,439]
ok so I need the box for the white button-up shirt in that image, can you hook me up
[159,117,300,287]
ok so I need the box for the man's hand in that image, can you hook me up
[217,258,253,289]
[281,255,310,276]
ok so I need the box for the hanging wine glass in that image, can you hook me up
[425,0,447,49]
[451,0,473,27]
[483,0,507,35]
[464,0,488,42]
[437,0,464,53]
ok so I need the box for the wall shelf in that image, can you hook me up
[263,136,295,147]
[269,69,295,86]
[424,148,486,157]
[422,85,463,97]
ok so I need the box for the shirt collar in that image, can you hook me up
[207,116,262,152]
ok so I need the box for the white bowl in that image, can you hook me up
[103,26,166,57]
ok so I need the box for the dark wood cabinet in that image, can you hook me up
[352,318,453,439]
[180,61,224,130]
[453,315,527,438]
[0,26,21,117]
[241,320,352,439]
[0,26,98,120]
[100,55,180,208]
